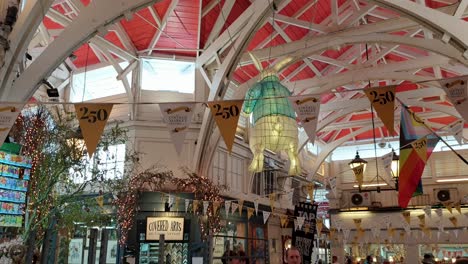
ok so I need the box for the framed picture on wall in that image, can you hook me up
[68,238,83,264]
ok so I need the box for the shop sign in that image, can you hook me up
[146,217,184,241]
[292,202,318,264]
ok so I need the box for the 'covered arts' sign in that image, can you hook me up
[146,217,184,241]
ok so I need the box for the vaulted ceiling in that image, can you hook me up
[1,0,467,177]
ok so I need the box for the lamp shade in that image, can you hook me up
[391,149,399,179]
[348,151,368,172]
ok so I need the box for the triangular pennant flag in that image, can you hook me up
[403,223,411,235]
[263,211,271,224]
[371,227,380,238]
[0,104,24,144]
[437,230,441,240]
[254,200,259,215]
[399,231,405,240]
[225,201,231,216]
[424,206,432,218]
[450,121,464,145]
[297,217,305,229]
[159,103,196,155]
[453,229,459,238]
[192,200,199,213]
[439,76,468,122]
[247,207,254,220]
[203,201,209,215]
[74,103,114,158]
[289,95,321,143]
[208,100,243,152]
[293,219,298,231]
[352,164,364,187]
[411,136,428,163]
[328,177,337,197]
[306,183,314,200]
[387,227,395,237]
[316,218,323,235]
[304,224,310,234]
[455,202,462,214]
[402,211,411,225]
[381,151,395,186]
[436,208,443,218]
[213,201,221,214]
[364,85,397,135]
[231,202,239,215]
[95,196,104,208]
[357,228,365,239]
[175,197,180,210]
[269,193,276,211]
[353,219,362,230]
[185,199,190,213]
[168,195,175,208]
[334,219,343,232]
[238,200,244,213]
[418,214,425,226]
[343,229,351,241]
[449,216,458,227]
[445,202,454,214]
[280,215,289,228]
[382,215,391,229]
[437,221,445,232]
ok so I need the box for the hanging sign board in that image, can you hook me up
[146,217,184,241]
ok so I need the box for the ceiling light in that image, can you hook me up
[353,183,387,188]
[436,178,468,183]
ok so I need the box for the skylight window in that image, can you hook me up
[141,58,195,93]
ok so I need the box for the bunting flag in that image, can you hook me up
[449,121,464,145]
[225,201,231,216]
[399,231,406,240]
[280,215,289,228]
[371,227,380,238]
[269,193,276,211]
[293,219,298,231]
[0,104,24,145]
[304,224,310,234]
[424,206,432,218]
[418,214,425,226]
[449,216,458,227]
[74,103,114,157]
[437,221,444,232]
[213,201,221,214]
[329,228,336,240]
[455,202,462,214]
[364,85,397,135]
[238,200,244,213]
[357,228,365,239]
[352,164,364,187]
[208,100,243,152]
[203,201,209,215]
[263,211,271,224]
[231,202,239,215]
[158,103,196,156]
[445,202,454,214]
[168,195,175,208]
[289,95,321,143]
[382,215,391,229]
[436,208,443,218]
[387,228,395,237]
[95,196,104,208]
[403,223,411,235]
[254,200,259,215]
[439,76,468,122]
[398,106,439,208]
[247,207,255,220]
[296,216,305,230]
[316,218,323,235]
[402,212,411,225]
[453,229,459,238]
[411,136,428,163]
[185,199,190,213]
[353,218,362,230]
[306,183,314,200]
[381,151,395,186]
[328,177,337,197]
[343,229,351,242]
[192,200,199,213]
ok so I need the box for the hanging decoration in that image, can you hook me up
[449,120,464,145]
[364,85,397,135]
[402,212,411,225]
[445,202,453,214]
[247,207,254,220]
[353,218,362,230]
[449,216,458,227]
[231,202,239,215]
[280,215,289,228]
[424,206,432,218]
[159,102,196,155]
[225,201,231,216]
[208,100,244,153]
[263,211,271,224]
[316,218,323,236]
[288,95,321,143]
[74,103,113,157]
[352,164,364,188]
[438,76,468,122]
[417,214,425,226]
[242,54,300,175]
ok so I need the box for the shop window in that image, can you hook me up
[211,150,227,186]
[141,58,195,93]
[70,62,130,102]
[251,170,278,196]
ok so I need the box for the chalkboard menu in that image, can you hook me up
[0,151,31,227]
[292,202,318,264]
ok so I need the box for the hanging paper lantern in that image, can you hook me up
[243,54,301,175]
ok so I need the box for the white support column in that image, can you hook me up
[2,0,162,101]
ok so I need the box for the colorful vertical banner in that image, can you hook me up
[288,95,321,143]
[208,100,243,152]
[158,102,196,155]
[364,85,397,135]
[398,106,439,208]
[439,76,468,122]
[352,164,364,187]
[292,202,318,264]
[0,104,23,144]
[74,103,114,157]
